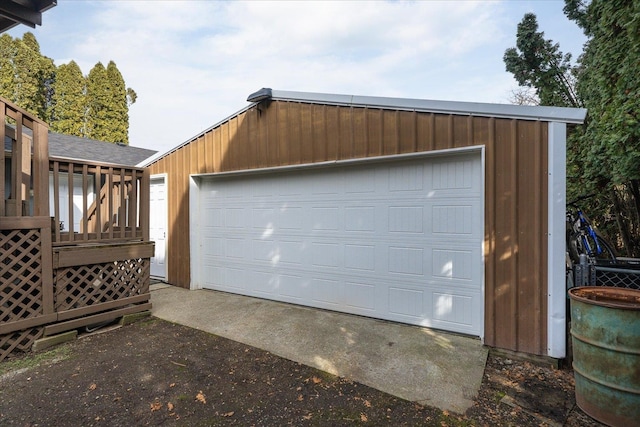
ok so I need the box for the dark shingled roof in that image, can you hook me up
[47,132,157,166]
[4,129,157,166]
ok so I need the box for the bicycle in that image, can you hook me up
[566,194,617,265]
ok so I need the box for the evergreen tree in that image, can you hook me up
[0,34,17,102]
[50,61,86,136]
[12,33,54,119]
[504,0,640,255]
[568,0,640,253]
[85,62,110,141]
[0,33,136,145]
[105,61,129,144]
[503,13,580,108]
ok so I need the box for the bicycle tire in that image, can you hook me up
[594,232,617,263]
[567,231,585,264]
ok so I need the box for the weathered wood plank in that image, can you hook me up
[56,293,151,321]
[54,241,155,268]
[44,303,152,336]
[0,314,57,335]
[0,216,51,229]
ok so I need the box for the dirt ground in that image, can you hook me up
[0,317,604,426]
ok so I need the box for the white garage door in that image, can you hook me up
[192,152,483,336]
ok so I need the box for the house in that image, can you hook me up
[145,88,586,359]
[1,96,154,362]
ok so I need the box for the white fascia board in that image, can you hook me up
[188,175,202,290]
[547,122,567,359]
[190,146,482,179]
[270,90,587,124]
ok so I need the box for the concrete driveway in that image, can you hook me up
[150,284,488,414]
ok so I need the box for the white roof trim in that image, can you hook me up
[143,89,587,167]
[270,90,587,124]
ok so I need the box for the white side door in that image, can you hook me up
[150,175,167,279]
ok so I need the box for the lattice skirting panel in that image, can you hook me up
[1,228,46,323]
[0,327,44,362]
[55,258,150,311]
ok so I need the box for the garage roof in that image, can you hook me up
[143,88,588,166]
[265,89,587,124]
[0,0,57,33]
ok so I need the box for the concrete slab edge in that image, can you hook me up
[490,348,561,369]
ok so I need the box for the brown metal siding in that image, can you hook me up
[148,100,550,356]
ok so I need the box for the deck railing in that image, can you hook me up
[49,158,150,244]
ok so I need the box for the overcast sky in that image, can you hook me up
[8,1,586,155]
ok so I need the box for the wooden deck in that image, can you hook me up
[1,96,153,362]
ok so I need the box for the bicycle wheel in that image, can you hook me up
[567,231,586,264]
[594,232,617,263]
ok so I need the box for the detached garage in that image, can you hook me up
[146,89,586,358]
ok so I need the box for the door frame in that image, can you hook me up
[150,173,168,280]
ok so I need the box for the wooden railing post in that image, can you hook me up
[141,168,150,241]
[32,121,49,217]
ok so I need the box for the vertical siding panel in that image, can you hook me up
[448,115,455,148]
[229,117,240,169]
[300,103,314,163]
[288,103,302,164]
[434,115,450,150]
[277,102,290,165]
[493,118,517,350]
[510,120,519,350]
[256,107,268,168]
[515,120,540,353]
[352,107,367,158]
[325,106,339,160]
[233,114,246,169]
[246,108,258,169]
[197,135,206,173]
[382,110,398,155]
[214,128,222,172]
[415,112,432,152]
[190,137,199,175]
[203,132,212,173]
[453,115,471,147]
[399,110,416,153]
[266,103,279,166]
[484,117,496,347]
[311,104,327,162]
[367,109,383,157]
[339,106,353,159]
[242,112,254,169]
[222,122,233,171]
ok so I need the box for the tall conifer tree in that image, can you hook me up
[105,61,129,144]
[50,61,86,136]
[85,62,110,141]
[0,34,17,102]
[13,33,54,119]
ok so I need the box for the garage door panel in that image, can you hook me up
[194,153,483,336]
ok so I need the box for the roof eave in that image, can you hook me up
[269,90,587,125]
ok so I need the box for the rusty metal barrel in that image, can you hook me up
[569,286,640,427]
